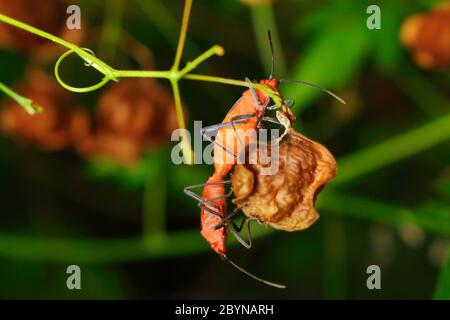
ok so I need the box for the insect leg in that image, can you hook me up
[202,114,256,158]
[230,216,247,233]
[246,78,272,129]
[213,204,244,230]
[265,104,279,111]
[220,254,286,289]
[184,180,231,211]
[223,186,234,198]
[262,116,282,126]
[199,204,224,218]
[284,99,294,107]
[245,78,269,129]
[202,123,239,158]
[261,116,288,141]
[266,99,294,110]
[245,77,263,110]
[229,218,254,250]
[229,113,256,150]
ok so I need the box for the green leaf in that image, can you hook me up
[287,8,369,112]
[335,113,450,185]
[435,177,450,202]
[320,191,450,236]
[372,2,404,71]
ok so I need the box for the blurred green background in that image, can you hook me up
[0,0,449,299]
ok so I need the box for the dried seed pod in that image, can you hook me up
[400,3,450,69]
[0,70,89,151]
[232,117,336,231]
[76,78,180,166]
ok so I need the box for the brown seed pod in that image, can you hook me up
[0,70,89,151]
[232,113,336,231]
[400,3,450,69]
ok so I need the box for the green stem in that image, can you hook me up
[113,69,278,101]
[113,46,224,81]
[0,82,42,115]
[112,69,170,79]
[3,106,450,263]
[0,10,279,107]
[170,79,194,164]
[178,45,224,78]
[184,73,254,87]
[0,14,115,79]
[184,73,282,105]
[0,4,243,163]
[2,0,449,267]
[172,0,192,71]
[136,0,201,58]
[113,68,275,96]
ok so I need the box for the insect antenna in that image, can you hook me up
[267,30,275,80]
[221,254,286,289]
[279,79,346,104]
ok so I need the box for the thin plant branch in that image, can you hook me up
[172,0,192,71]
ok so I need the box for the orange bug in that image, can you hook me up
[185,32,344,288]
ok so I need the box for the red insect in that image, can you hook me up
[185,32,344,288]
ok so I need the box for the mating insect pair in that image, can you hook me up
[184,32,345,288]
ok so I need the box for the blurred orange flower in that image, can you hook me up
[76,78,180,166]
[0,70,89,150]
[400,3,450,69]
